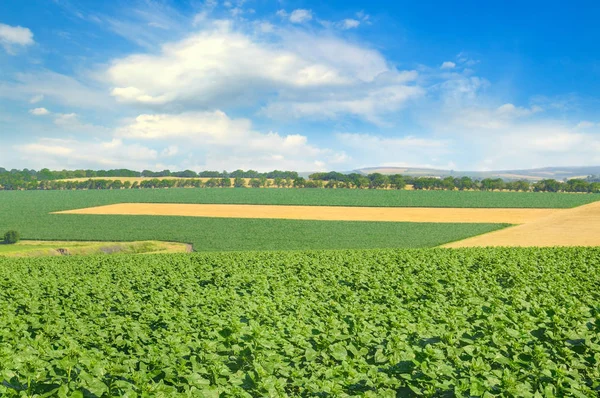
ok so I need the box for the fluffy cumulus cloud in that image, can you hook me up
[106,22,421,124]
[114,110,344,171]
[440,61,456,69]
[0,23,34,53]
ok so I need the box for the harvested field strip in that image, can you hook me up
[445,201,600,247]
[0,240,191,257]
[54,203,561,223]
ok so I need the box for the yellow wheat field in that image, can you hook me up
[55,203,561,224]
[444,201,600,247]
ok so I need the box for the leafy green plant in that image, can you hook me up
[0,247,599,396]
[3,230,19,244]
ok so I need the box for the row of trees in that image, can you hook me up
[1,168,600,193]
[308,172,600,193]
[0,168,299,181]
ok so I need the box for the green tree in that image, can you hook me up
[293,177,305,188]
[220,177,232,188]
[259,176,268,187]
[368,173,389,189]
[234,177,246,188]
[205,178,219,188]
[355,176,370,189]
[389,175,406,190]
[3,230,20,244]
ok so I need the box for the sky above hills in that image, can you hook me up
[1,0,600,172]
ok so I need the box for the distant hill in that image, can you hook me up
[353,166,600,181]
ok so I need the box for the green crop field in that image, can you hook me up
[0,190,513,251]
[1,248,598,396]
[1,188,598,210]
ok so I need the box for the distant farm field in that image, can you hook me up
[0,190,511,251]
[2,189,598,251]
[3,188,599,208]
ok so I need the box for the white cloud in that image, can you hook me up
[0,23,34,54]
[29,94,44,104]
[289,9,313,24]
[29,108,50,116]
[342,19,360,29]
[0,71,112,110]
[105,21,419,123]
[161,145,179,157]
[438,103,542,131]
[440,61,456,69]
[263,84,424,125]
[114,110,344,171]
[117,111,252,140]
[577,121,596,129]
[469,123,600,170]
[419,77,600,169]
[106,22,356,108]
[54,113,79,126]
[336,133,453,168]
[276,10,288,18]
[15,138,158,170]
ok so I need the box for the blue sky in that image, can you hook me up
[1,0,599,172]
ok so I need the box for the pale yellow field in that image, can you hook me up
[444,201,600,247]
[0,240,191,257]
[55,203,560,224]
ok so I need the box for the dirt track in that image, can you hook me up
[444,201,600,247]
[55,203,560,224]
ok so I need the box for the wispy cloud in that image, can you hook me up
[29,107,50,116]
[289,9,313,24]
[0,23,34,54]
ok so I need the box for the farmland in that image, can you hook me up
[2,188,600,209]
[2,188,599,250]
[445,201,600,247]
[56,203,560,223]
[0,189,519,252]
[1,248,598,396]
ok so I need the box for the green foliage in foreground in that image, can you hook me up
[1,248,599,397]
[0,190,509,251]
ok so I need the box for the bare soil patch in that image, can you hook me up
[54,203,560,224]
[444,201,600,247]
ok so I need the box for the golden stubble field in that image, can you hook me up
[55,203,560,224]
[443,201,600,247]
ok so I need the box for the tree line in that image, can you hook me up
[1,168,600,193]
[307,172,600,192]
[0,168,299,181]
